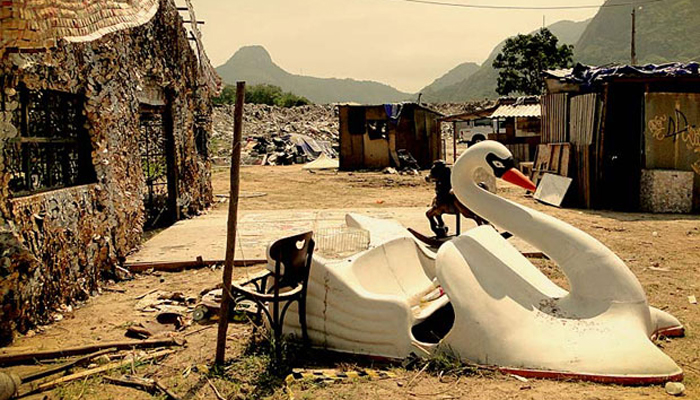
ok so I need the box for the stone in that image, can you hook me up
[640,169,694,213]
[665,382,685,396]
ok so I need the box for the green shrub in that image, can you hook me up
[213,84,311,107]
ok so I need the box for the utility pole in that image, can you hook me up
[631,8,638,65]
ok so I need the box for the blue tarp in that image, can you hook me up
[384,103,404,123]
[556,62,700,88]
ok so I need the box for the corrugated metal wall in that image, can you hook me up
[541,93,568,143]
[569,93,599,146]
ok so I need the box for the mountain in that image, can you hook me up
[420,62,480,102]
[216,46,411,104]
[427,19,591,102]
[576,0,700,65]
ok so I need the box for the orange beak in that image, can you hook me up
[502,168,537,192]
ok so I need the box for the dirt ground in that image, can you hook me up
[2,165,699,400]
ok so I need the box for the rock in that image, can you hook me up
[665,382,685,396]
[383,167,398,175]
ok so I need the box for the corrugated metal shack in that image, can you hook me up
[338,103,443,170]
[0,0,219,343]
[439,106,498,163]
[489,96,542,164]
[439,97,541,165]
[542,64,700,212]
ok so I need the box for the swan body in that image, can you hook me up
[438,141,683,383]
[276,141,683,384]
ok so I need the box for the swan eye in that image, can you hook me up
[493,161,505,169]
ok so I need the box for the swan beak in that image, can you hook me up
[502,168,537,192]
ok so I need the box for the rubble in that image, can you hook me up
[212,104,338,165]
[210,102,497,167]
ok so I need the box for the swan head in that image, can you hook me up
[454,140,537,192]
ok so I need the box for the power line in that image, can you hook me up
[388,0,662,10]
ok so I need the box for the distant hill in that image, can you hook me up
[576,0,700,65]
[420,62,480,102]
[216,46,411,104]
[427,19,591,102]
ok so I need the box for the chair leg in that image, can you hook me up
[272,300,282,363]
[298,299,309,346]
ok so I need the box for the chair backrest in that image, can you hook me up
[268,231,315,289]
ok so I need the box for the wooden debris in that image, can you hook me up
[125,259,264,273]
[0,338,183,366]
[19,348,117,383]
[104,376,182,400]
[134,288,160,300]
[20,349,176,397]
[206,377,226,400]
[102,287,126,294]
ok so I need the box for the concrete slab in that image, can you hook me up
[127,207,539,263]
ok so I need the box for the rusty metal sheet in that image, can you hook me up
[541,93,568,144]
[645,92,700,209]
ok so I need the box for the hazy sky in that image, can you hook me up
[193,0,604,93]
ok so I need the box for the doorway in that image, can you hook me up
[138,103,179,229]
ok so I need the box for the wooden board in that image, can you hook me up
[534,173,573,207]
[530,143,572,186]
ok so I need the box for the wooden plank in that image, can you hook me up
[125,259,265,273]
[560,145,571,177]
[0,338,182,366]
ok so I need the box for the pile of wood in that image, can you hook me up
[0,338,184,400]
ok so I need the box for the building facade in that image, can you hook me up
[0,0,218,343]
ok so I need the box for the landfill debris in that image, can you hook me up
[689,295,697,305]
[665,382,686,396]
[303,154,339,171]
[134,291,195,313]
[211,102,493,168]
[396,149,420,172]
[193,288,259,323]
[383,167,398,175]
[126,311,187,339]
[213,104,339,165]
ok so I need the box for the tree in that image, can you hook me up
[492,28,574,96]
[212,84,311,107]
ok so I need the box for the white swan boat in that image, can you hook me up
[274,141,684,384]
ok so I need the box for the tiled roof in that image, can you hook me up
[1,0,159,52]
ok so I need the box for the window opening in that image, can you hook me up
[367,120,388,140]
[7,87,95,196]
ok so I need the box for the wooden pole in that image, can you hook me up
[631,8,637,65]
[453,122,458,164]
[215,81,246,365]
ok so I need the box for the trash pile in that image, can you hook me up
[241,134,337,166]
[210,102,497,167]
[212,104,339,165]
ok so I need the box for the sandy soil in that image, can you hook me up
[2,165,699,400]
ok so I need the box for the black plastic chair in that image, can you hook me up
[231,231,314,359]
